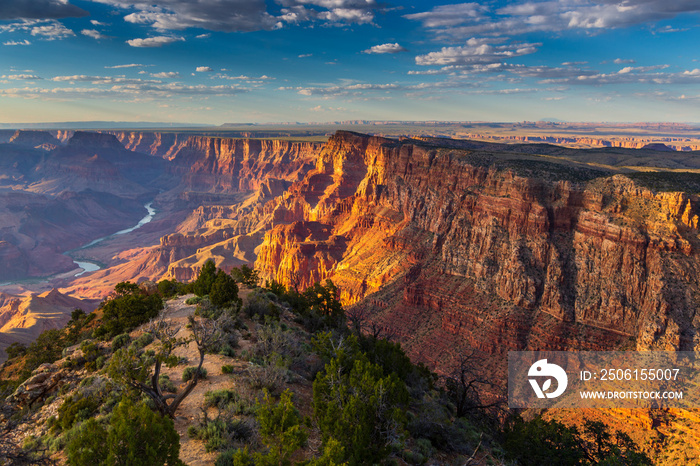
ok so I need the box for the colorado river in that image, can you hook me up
[68,201,156,276]
[0,201,157,287]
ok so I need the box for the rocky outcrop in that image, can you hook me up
[253,131,700,359]
[461,133,700,151]
[6,363,68,407]
[170,137,321,193]
[66,131,125,150]
[106,131,190,159]
[9,130,58,148]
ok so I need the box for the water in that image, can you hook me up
[0,201,156,285]
[73,261,101,277]
[78,202,156,250]
[70,201,156,275]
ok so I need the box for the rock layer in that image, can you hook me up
[252,132,700,360]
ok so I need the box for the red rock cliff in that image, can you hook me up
[170,136,321,193]
[254,132,700,361]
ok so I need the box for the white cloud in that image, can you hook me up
[81,29,107,40]
[105,64,146,69]
[196,33,211,39]
[406,0,700,39]
[151,71,180,78]
[294,79,482,98]
[214,73,274,81]
[278,0,382,25]
[404,3,488,28]
[126,36,184,47]
[30,21,74,39]
[363,43,407,54]
[91,0,279,32]
[415,38,540,66]
[2,74,42,80]
[51,75,161,84]
[196,66,214,72]
[90,20,108,26]
[298,53,312,58]
[3,39,31,46]
[0,80,251,101]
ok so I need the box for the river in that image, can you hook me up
[67,201,156,276]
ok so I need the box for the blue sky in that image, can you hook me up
[1,0,699,124]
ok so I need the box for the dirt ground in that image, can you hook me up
[156,295,253,466]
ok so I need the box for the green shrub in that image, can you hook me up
[58,395,100,431]
[204,389,240,410]
[111,333,131,351]
[5,342,27,359]
[130,332,154,350]
[66,399,184,466]
[189,418,254,452]
[313,356,409,464]
[159,374,176,393]
[185,296,205,305]
[94,282,163,339]
[65,418,108,465]
[216,447,254,466]
[243,293,279,321]
[182,366,208,383]
[210,271,240,308]
[96,356,106,370]
[193,260,217,297]
[221,365,234,374]
[245,364,287,395]
[256,389,308,463]
[231,265,260,288]
[158,279,187,299]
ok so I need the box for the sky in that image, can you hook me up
[0,0,699,125]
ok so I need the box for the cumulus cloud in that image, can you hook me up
[105,64,146,69]
[51,74,161,85]
[415,38,539,66]
[293,79,484,98]
[91,0,279,32]
[539,67,700,86]
[0,82,250,101]
[277,0,381,25]
[363,43,407,54]
[404,3,488,28]
[196,66,214,72]
[126,36,184,47]
[0,0,87,20]
[30,21,74,39]
[151,71,180,78]
[2,74,42,80]
[1,20,75,40]
[406,0,700,39]
[81,29,107,40]
[3,39,31,46]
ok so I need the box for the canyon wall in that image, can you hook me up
[251,132,700,366]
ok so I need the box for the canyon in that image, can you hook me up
[4,129,700,361]
[2,128,700,458]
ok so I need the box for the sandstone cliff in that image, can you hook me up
[0,289,97,361]
[169,136,321,193]
[252,132,700,362]
[106,131,190,159]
